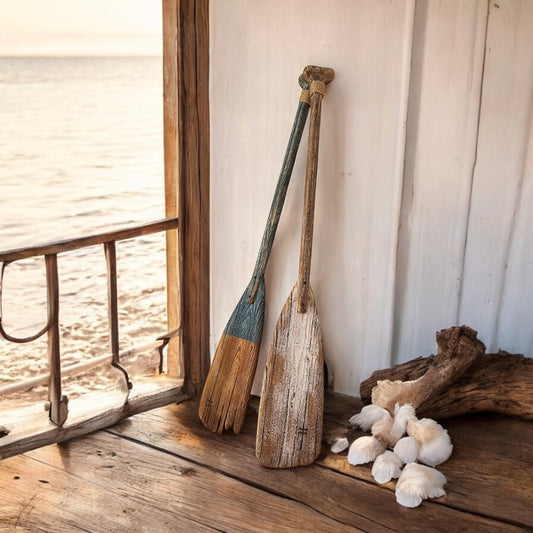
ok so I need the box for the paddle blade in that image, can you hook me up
[199,279,265,434]
[256,284,324,468]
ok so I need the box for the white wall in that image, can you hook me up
[210,0,533,396]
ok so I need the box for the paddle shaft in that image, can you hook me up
[247,82,311,303]
[255,66,334,467]
[297,81,326,313]
[198,75,311,434]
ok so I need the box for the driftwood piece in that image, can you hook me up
[362,326,533,420]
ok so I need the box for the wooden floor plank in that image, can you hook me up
[0,377,186,461]
[320,394,533,528]
[109,396,530,532]
[10,432,357,533]
[1,449,215,532]
[2,393,531,532]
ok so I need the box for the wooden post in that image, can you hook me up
[45,254,68,427]
[163,0,210,393]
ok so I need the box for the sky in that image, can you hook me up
[0,0,162,56]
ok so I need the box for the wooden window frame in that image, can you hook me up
[0,2,210,459]
[163,0,210,395]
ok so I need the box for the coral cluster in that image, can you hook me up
[333,403,452,508]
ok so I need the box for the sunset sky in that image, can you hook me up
[0,0,162,56]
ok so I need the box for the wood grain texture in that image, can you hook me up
[106,396,531,531]
[296,69,331,313]
[372,326,486,413]
[0,377,185,460]
[163,0,210,391]
[2,432,359,532]
[198,333,260,434]
[393,0,489,362]
[199,81,310,434]
[163,0,181,377]
[210,1,417,395]
[256,68,331,468]
[0,218,179,263]
[360,351,533,420]
[459,0,533,353]
[248,93,311,303]
[256,285,324,468]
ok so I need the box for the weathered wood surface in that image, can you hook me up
[199,81,311,435]
[459,0,533,352]
[0,377,185,461]
[361,327,533,420]
[320,394,533,529]
[361,352,533,420]
[2,433,352,533]
[295,65,334,313]
[1,395,531,532]
[113,396,530,531]
[247,80,311,303]
[163,0,210,391]
[198,326,262,434]
[2,429,358,531]
[256,67,333,468]
[256,286,324,468]
[0,219,179,263]
[371,326,490,415]
[394,0,489,359]
[210,1,418,396]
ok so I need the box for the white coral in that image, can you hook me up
[395,463,447,508]
[371,451,403,484]
[347,436,386,465]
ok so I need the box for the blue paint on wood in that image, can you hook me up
[224,276,265,343]
[223,78,310,344]
[247,81,311,303]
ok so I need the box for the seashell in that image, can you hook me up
[395,463,447,508]
[406,418,453,467]
[347,436,386,465]
[393,436,419,465]
[371,412,394,447]
[389,404,417,444]
[331,437,349,454]
[349,404,391,431]
[371,450,403,484]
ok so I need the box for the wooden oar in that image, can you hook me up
[198,74,311,434]
[256,65,334,468]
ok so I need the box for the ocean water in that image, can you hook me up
[0,56,168,396]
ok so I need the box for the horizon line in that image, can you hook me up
[0,53,163,59]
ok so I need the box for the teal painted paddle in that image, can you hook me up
[199,75,311,434]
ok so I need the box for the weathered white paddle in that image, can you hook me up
[198,74,311,434]
[256,65,334,468]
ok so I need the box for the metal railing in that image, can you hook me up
[0,218,179,427]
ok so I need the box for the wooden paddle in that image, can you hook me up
[198,74,312,434]
[256,65,334,468]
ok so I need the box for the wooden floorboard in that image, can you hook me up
[1,393,532,532]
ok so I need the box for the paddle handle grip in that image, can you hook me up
[247,77,311,303]
[297,66,334,313]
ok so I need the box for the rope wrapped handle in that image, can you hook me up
[299,89,311,105]
[310,80,326,96]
